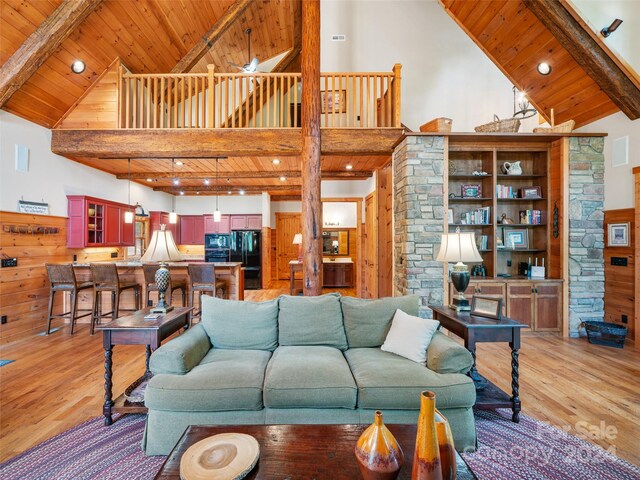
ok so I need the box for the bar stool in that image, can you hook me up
[142,264,187,308]
[90,263,141,335]
[45,264,94,335]
[187,264,227,324]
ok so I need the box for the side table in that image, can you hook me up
[430,305,526,422]
[97,307,193,425]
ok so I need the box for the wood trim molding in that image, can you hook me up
[117,170,372,180]
[0,0,103,107]
[523,0,640,120]
[635,170,640,344]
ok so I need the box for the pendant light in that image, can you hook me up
[213,158,221,222]
[169,158,177,224]
[124,159,134,223]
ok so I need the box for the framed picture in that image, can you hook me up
[608,222,629,247]
[462,184,481,198]
[505,229,528,249]
[448,208,454,224]
[321,89,346,114]
[519,186,542,199]
[471,295,502,320]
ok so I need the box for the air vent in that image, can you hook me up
[331,34,346,42]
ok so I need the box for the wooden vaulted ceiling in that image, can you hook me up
[0,0,297,128]
[440,0,640,127]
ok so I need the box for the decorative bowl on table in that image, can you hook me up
[180,433,260,480]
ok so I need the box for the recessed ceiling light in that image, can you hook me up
[280,176,286,181]
[345,164,353,170]
[146,178,153,182]
[175,161,184,166]
[204,179,210,185]
[173,179,180,185]
[196,191,200,195]
[71,60,85,74]
[179,191,185,195]
[537,62,551,75]
[228,191,232,195]
[239,190,245,195]
[272,159,280,165]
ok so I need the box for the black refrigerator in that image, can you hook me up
[230,230,262,290]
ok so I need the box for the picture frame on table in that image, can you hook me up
[461,184,481,198]
[505,229,528,249]
[471,295,502,320]
[519,186,542,199]
[321,89,346,114]
[608,222,629,247]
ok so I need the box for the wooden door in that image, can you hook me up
[364,193,378,298]
[534,282,562,331]
[276,213,301,280]
[507,282,534,328]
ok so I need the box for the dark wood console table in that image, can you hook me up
[97,307,192,425]
[430,305,526,422]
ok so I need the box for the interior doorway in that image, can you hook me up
[276,212,302,280]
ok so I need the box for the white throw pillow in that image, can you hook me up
[381,309,440,363]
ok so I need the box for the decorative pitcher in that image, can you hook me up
[501,161,522,175]
[355,410,404,480]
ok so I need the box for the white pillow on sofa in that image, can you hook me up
[381,309,440,363]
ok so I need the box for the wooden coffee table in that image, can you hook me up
[154,424,476,479]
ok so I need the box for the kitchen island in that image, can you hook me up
[70,261,244,314]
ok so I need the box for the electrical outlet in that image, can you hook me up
[507,260,512,267]
[622,315,628,324]
[1,315,7,325]
[1,258,18,268]
[111,252,118,258]
[611,257,627,266]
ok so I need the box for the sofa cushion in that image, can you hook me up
[427,331,474,374]
[145,349,272,412]
[341,295,420,348]
[344,348,475,410]
[150,323,211,375]
[263,346,357,409]
[278,293,348,350]
[201,296,278,351]
[381,309,439,363]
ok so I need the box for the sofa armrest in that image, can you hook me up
[426,331,473,374]
[149,323,211,375]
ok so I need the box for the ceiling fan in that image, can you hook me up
[230,28,260,73]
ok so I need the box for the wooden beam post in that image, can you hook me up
[392,64,402,127]
[0,0,103,107]
[301,0,322,296]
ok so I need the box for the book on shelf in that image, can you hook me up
[476,235,489,251]
[496,184,517,199]
[518,210,544,225]
[459,206,491,225]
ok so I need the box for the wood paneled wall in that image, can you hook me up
[0,211,123,345]
[377,162,393,297]
[604,209,635,342]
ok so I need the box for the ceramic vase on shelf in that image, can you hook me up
[355,410,404,480]
[411,391,456,480]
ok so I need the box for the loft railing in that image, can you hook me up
[118,64,401,129]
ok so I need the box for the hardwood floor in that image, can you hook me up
[1,285,638,466]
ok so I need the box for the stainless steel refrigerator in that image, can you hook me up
[230,230,262,290]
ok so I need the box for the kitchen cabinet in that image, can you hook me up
[150,211,180,242]
[204,215,230,234]
[323,262,354,287]
[230,215,262,230]
[179,215,205,245]
[67,195,134,248]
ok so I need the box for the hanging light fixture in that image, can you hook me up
[213,158,221,222]
[512,86,536,119]
[169,158,178,224]
[124,159,134,223]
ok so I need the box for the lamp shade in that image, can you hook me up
[292,233,303,245]
[436,231,482,263]
[141,225,183,263]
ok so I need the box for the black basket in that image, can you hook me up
[582,321,628,349]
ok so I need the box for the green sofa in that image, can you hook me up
[142,294,477,455]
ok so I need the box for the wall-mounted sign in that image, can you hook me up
[18,200,49,215]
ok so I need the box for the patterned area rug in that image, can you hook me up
[1,411,638,480]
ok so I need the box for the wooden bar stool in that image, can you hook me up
[187,264,227,324]
[142,264,187,308]
[45,264,94,335]
[90,263,141,335]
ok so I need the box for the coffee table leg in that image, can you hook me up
[103,345,114,426]
[145,345,151,375]
[510,345,521,423]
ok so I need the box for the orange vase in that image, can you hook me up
[435,409,456,480]
[411,391,443,480]
[355,410,404,480]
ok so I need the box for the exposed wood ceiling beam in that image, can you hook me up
[171,0,254,73]
[154,185,294,193]
[0,0,103,107]
[117,170,372,180]
[523,0,640,120]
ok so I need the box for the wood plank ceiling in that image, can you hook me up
[439,0,627,127]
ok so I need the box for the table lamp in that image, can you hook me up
[141,225,183,313]
[292,233,303,261]
[436,228,482,312]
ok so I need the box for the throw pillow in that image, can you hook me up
[381,309,440,363]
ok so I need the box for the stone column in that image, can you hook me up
[393,136,446,318]
[568,137,605,336]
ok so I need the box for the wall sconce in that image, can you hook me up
[601,19,623,37]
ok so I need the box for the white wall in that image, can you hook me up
[323,202,357,228]
[0,111,172,216]
[576,112,640,210]
[175,194,262,215]
[321,0,538,132]
[271,201,301,227]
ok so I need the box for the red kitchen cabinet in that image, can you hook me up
[204,215,230,234]
[150,211,180,241]
[67,196,134,247]
[179,215,205,245]
[230,214,262,230]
